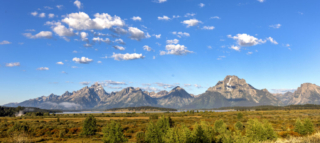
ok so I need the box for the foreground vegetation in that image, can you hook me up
[0,109,320,142]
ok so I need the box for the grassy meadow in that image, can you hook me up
[0,109,320,142]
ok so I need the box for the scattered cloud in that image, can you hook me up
[202,26,215,30]
[154,0,167,3]
[230,45,241,51]
[80,32,88,41]
[182,19,201,27]
[285,44,290,47]
[74,0,82,9]
[194,84,202,88]
[184,13,196,17]
[37,67,49,71]
[208,46,212,49]
[56,5,63,9]
[0,40,11,45]
[97,61,102,63]
[153,56,156,59]
[199,3,205,8]
[56,61,64,65]
[46,22,75,37]
[155,82,175,89]
[211,16,220,19]
[153,34,161,39]
[39,13,46,18]
[48,13,55,18]
[184,84,192,87]
[25,29,35,32]
[113,45,125,50]
[270,24,281,29]
[92,37,111,44]
[228,33,266,46]
[111,27,127,35]
[143,45,153,51]
[80,81,90,85]
[6,62,20,67]
[158,15,170,20]
[111,53,144,61]
[271,89,296,94]
[62,71,67,74]
[267,37,278,44]
[72,57,93,64]
[142,87,160,92]
[257,0,265,3]
[172,32,190,38]
[23,31,53,39]
[128,27,146,41]
[247,52,253,55]
[131,16,142,21]
[115,38,125,45]
[166,39,179,44]
[31,11,38,16]
[44,6,53,10]
[162,44,193,55]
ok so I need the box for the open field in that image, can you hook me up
[1,110,320,142]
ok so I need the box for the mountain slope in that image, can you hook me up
[156,86,194,108]
[287,83,320,105]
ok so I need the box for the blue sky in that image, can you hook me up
[1,0,320,105]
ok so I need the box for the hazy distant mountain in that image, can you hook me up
[156,86,194,108]
[274,92,293,105]
[287,83,320,105]
[144,90,169,98]
[183,75,282,109]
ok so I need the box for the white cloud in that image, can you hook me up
[80,32,88,41]
[270,24,281,29]
[153,56,156,59]
[155,83,175,89]
[160,51,166,55]
[153,34,161,39]
[44,6,53,10]
[194,84,202,88]
[128,27,146,41]
[62,12,125,30]
[230,45,241,51]
[0,40,11,45]
[50,22,75,37]
[48,13,55,18]
[202,26,215,30]
[56,5,63,9]
[111,27,127,35]
[39,13,46,18]
[92,37,111,44]
[228,33,266,46]
[113,45,125,50]
[285,44,290,47]
[257,0,265,3]
[131,16,142,21]
[111,53,144,61]
[103,80,126,85]
[166,39,179,44]
[208,46,212,49]
[74,0,82,9]
[72,57,93,64]
[56,61,64,65]
[73,50,78,53]
[184,84,192,87]
[31,11,38,16]
[172,31,190,38]
[182,19,201,27]
[83,43,92,47]
[162,44,193,55]
[80,81,90,85]
[184,13,196,17]
[6,62,20,67]
[146,33,151,38]
[25,29,35,32]
[211,16,220,19]
[271,89,296,94]
[115,38,125,45]
[142,87,161,92]
[267,37,278,44]
[23,31,53,39]
[143,45,153,51]
[37,67,49,71]
[158,15,170,20]
[199,3,205,7]
[172,15,180,18]
[247,52,253,55]
[155,0,167,3]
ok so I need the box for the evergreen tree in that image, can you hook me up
[234,121,244,130]
[214,119,225,134]
[145,121,162,143]
[81,115,97,136]
[303,118,314,135]
[192,123,209,143]
[102,120,127,143]
[294,118,305,135]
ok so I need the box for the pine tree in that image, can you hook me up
[102,120,127,143]
[81,115,97,136]
[192,123,209,143]
[294,118,305,135]
[304,118,314,135]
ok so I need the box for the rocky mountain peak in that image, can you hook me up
[172,86,182,91]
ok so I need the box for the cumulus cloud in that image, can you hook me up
[230,45,241,51]
[199,3,205,7]
[62,12,125,30]
[80,32,88,41]
[115,38,125,45]
[257,0,265,3]
[166,39,179,44]
[74,0,82,9]
[47,22,75,37]
[162,44,193,55]
[143,45,153,51]
[37,67,49,70]
[182,19,201,27]
[6,62,20,67]
[39,13,46,18]
[267,37,278,44]
[80,81,90,85]
[48,13,55,18]
[228,34,266,46]
[111,27,127,35]
[72,57,93,64]
[153,34,161,39]
[172,32,190,38]
[23,31,53,39]
[111,53,144,61]
[211,16,220,19]
[128,27,146,41]
[184,13,196,17]
[0,40,11,45]
[131,16,142,21]
[113,45,125,50]
[270,24,281,29]
[56,61,64,65]
[31,11,38,16]
[202,26,215,30]
[155,0,167,3]
[92,37,111,44]
[158,15,170,20]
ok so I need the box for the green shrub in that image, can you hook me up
[246,119,277,142]
[294,118,305,135]
[135,131,145,143]
[234,121,244,130]
[149,115,159,120]
[303,118,314,135]
[102,121,127,143]
[81,115,97,136]
[237,112,243,120]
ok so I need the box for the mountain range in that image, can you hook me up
[4,75,320,110]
